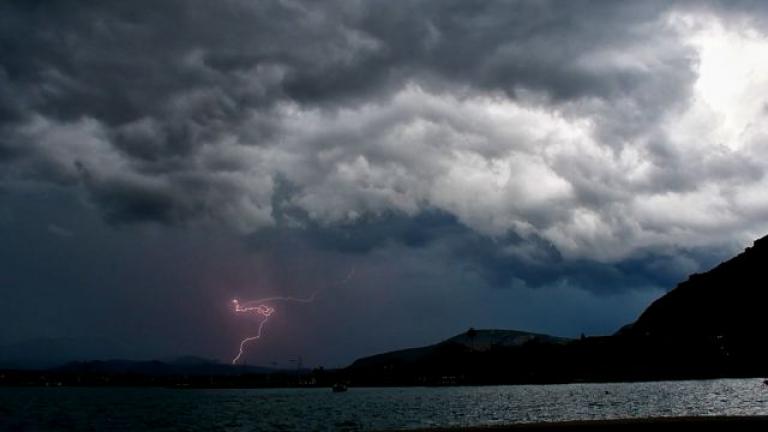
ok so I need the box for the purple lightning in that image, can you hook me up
[231,270,354,365]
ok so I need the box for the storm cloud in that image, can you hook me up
[3,0,768,365]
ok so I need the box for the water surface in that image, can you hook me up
[1,379,767,431]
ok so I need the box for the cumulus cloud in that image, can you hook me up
[3,0,768,270]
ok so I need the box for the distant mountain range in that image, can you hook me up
[0,337,134,370]
[53,357,278,376]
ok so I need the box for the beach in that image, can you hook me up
[411,416,768,431]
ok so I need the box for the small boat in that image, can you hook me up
[332,383,348,393]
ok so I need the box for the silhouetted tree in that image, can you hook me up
[466,327,478,350]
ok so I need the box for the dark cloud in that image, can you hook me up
[246,206,723,299]
[0,0,708,238]
[3,0,766,258]
[3,0,768,364]
[0,1,692,121]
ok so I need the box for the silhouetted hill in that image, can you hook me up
[348,329,573,385]
[346,235,768,385]
[613,235,768,376]
[626,235,768,340]
[351,329,570,370]
[444,329,571,350]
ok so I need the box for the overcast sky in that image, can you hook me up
[3,0,768,367]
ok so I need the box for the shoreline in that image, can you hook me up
[405,416,768,431]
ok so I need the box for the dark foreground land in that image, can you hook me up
[408,416,768,432]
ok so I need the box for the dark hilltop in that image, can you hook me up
[347,234,768,386]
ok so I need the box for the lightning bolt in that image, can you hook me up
[231,302,274,365]
[231,270,354,365]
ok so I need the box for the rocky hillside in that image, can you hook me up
[622,235,768,365]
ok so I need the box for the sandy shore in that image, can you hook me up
[405,416,768,431]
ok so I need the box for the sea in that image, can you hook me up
[1,378,767,431]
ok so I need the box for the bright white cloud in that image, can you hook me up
[259,10,768,261]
